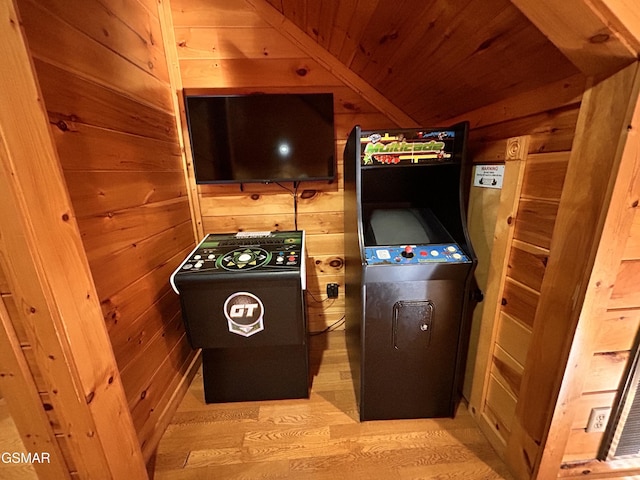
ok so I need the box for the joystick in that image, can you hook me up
[401,246,414,258]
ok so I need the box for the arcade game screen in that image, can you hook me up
[358,129,471,266]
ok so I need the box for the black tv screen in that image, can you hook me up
[184,93,336,184]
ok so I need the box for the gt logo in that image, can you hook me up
[229,303,259,318]
[223,292,265,337]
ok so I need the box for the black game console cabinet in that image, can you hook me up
[171,231,309,403]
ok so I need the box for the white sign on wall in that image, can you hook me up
[473,164,504,189]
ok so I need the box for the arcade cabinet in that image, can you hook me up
[344,124,478,421]
[170,231,309,403]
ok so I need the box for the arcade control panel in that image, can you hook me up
[170,231,306,293]
[365,243,470,265]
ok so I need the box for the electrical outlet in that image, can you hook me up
[327,283,339,299]
[586,407,611,433]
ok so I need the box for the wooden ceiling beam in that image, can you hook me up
[602,0,640,49]
[245,0,419,129]
[510,0,639,77]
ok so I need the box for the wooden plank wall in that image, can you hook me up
[0,256,68,478]
[0,1,151,474]
[463,73,585,453]
[170,0,400,332]
[520,64,640,480]
[15,0,197,461]
[559,161,640,468]
[483,148,571,444]
[487,147,570,440]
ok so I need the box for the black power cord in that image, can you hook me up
[309,316,345,336]
[275,181,300,230]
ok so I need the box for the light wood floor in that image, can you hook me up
[152,331,513,480]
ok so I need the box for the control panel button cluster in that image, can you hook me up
[176,233,303,273]
[364,243,470,265]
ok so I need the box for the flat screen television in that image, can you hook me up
[184,93,336,184]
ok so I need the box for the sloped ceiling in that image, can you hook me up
[260,0,640,126]
[262,0,580,125]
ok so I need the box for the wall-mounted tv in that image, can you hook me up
[184,93,336,184]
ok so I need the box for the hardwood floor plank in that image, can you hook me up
[399,458,513,479]
[154,331,513,479]
[155,460,291,480]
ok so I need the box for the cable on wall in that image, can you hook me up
[275,181,299,230]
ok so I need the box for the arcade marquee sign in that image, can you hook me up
[360,130,456,165]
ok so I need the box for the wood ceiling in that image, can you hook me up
[262,0,582,125]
